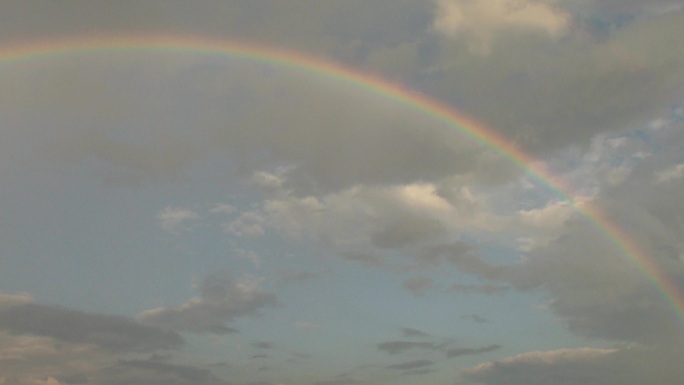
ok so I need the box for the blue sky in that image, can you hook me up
[1,1,684,384]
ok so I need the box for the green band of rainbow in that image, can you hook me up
[2,35,683,328]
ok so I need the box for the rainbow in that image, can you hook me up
[2,35,683,327]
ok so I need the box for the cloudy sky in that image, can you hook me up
[1,1,683,384]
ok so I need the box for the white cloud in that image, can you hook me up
[223,212,266,238]
[236,182,506,252]
[461,347,617,383]
[515,199,580,251]
[656,163,684,183]
[433,0,571,53]
[157,207,200,233]
[210,203,236,215]
[0,292,33,307]
[251,170,287,191]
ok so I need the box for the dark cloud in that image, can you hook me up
[312,377,358,385]
[139,271,276,334]
[387,359,434,370]
[418,243,504,278]
[371,215,447,249]
[447,344,501,358]
[251,341,273,349]
[58,373,89,384]
[0,1,166,39]
[401,327,430,338]
[0,303,183,352]
[377,341,436,355]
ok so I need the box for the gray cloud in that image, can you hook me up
[97,359,230,385]
[402,278,434,297]
[401,327,430,338]
[438,123,684,347]
[312,376,359,385]
[401,367,435,376]
[447,344,501,358]
[139,271,276,334]
[251,341,273,349]
[450,283,509,295]
[371,215,447,249]
[4,1,683,183]
[0,303,183,352]
[8,57,494,192]
[424,9,684,156]
[377,341,436,355]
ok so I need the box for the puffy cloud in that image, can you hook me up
[420,9,684,157]
[223,213,266,238]
[139,271,276,334]
[433,0,571,53]
[515,200,581,251]
[0,303,183,352]
[228,182,505,265]
[460,347,617,384]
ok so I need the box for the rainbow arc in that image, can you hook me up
[2,35,682,327]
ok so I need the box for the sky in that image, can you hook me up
[0,1,683,384]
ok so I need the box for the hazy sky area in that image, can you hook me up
[1,1,684,384]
